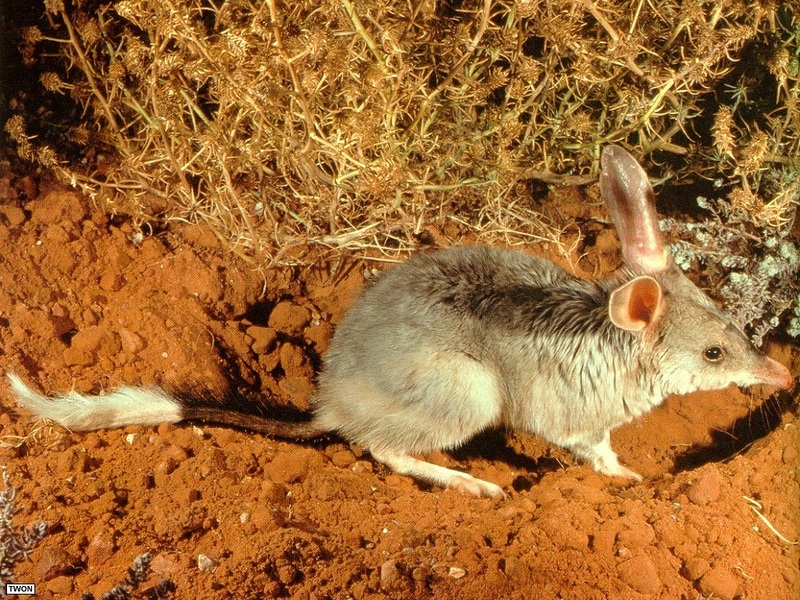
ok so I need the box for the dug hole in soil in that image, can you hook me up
[0,174,798,600]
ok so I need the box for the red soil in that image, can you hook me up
[0,176,797,599]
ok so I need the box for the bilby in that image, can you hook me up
[10,145,793,498]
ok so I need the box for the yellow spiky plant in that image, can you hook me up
[5,0,799,270]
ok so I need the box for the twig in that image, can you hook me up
[743,495,799,545]
[341,0,388,73]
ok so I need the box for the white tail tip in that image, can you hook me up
[8,373,183,431]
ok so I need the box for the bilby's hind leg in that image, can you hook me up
[316,349,506,497]
[371,449,505,499]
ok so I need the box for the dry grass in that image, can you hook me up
[4,0,799,267]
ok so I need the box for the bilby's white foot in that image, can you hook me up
[594,457,643,482]
[565,430,643,482]
[448,473,506,499]
[371,450,505,499]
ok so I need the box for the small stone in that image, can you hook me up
[156,456,180,475]
[380,559,402,588]
[119,328,145,354]
[448,566,467,579]
[698,565,738,600]
[617,554,661,595]
[150,553,183,578]
[86,528,116,568]
[197,554,216,573]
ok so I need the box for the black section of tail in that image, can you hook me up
[174,390,324,441]
[182,405,323,440]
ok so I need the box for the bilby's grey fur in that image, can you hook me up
[311,246,790,497]
[10,145,792,499]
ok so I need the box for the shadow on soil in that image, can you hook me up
[448,387,797,485]
[674,389,797,472]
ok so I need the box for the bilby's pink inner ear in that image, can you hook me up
[609,276,663,331]
[600,145,671,274]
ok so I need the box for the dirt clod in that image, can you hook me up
[698,565,740,600]
[35,548,77,581]
[682,557,711,581]
[268,301,311,335]
[617,554,661,594]
[687,467,724,505]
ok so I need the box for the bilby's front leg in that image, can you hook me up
[565,430,643,481]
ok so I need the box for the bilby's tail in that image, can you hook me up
[8,373,323,440]
[9,373,182,430]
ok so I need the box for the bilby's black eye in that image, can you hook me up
[704,346,725,362]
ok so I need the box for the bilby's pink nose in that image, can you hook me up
[760,357,793,390]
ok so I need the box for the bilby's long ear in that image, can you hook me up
[608,276,663,331]
[600,146,671,274]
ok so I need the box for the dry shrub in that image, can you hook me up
[0,472,48,589]
[5,0,799,269]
